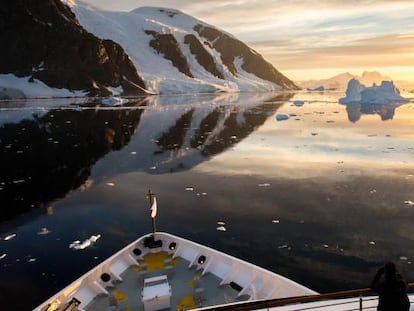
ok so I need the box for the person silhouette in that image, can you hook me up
[371,261,410,311]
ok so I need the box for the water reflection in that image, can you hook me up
[0,106,145,221]
[1,93,414,311]
[0,93,292,220]
[341,102,403,123]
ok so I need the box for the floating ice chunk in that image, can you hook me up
[258,183,270,187]
[278,244,288,249]
[404,200,414,206]
[216,226,226,232]
[101,96,128,106]
[272,220,280,224]
[106,182,115,187]
[3,234,16,241]
[0,254,6,260]
[149,166,157,170]
[369,241,376,245]
[217,221,226,226]
[185,187,194,191]
[400,256,409,261]
[27,258,37,263]
[69,234,101,250]
[131,151,137,155]
[37,227,51,235]
[276,114,289,121]
[293,100,305,107]
[323,244,329,248]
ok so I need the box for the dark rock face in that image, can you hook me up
[0,0,146,96]
[184,34,224,80]
[145,30,193,78]
[194,24,299,90]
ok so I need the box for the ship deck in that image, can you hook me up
[85,251,249,311]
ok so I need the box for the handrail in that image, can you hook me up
[194,283,414,311]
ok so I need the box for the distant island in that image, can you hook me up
[297,71,414,92]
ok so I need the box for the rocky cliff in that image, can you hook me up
[0,0,146,96]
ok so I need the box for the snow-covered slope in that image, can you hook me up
[0,0,147,99]
[65,1,297,94]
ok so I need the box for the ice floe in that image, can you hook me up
[293,100,305,107]
[101,96,128,106]
[37,227,51,235]
[276,114,289,121]
[3,233,16,241]
[69,234,101,250]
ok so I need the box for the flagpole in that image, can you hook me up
[147,189,156,235]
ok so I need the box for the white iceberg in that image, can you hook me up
[101,96,128,106]
[3,233,16,241]
[69,234,101,250]
[37,227,51,235]
[339,79,408,104]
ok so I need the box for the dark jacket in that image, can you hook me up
[371,267,410,311]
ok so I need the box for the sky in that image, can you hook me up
[84,0,414,82]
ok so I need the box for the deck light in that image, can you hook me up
[169,242,176,250]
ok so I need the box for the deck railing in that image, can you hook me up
[194,282,414,311]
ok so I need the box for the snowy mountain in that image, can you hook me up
[298,71,393,91]
[0,0,297,98]
[0,0,147,98]
[65,2,298,94]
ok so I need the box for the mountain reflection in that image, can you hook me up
[0,93,292,221]
[0,107,144,221]
[152,94,292,170]
[341,102,402,123]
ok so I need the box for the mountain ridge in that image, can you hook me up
[0,0,147,98]
[298,71,396,91]
[60,2,299,94]
[0,0,298,98]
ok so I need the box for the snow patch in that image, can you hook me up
[0,74,86,99]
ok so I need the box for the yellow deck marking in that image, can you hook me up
[112,289,128,302]
[188,271,202,288]
[141,252,178,272]
[124,308,132,311]
[176,294,195,311]
[131,264,141,272]
[143,252,168,272]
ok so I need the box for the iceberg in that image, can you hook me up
[69,234,101,250]
[101,96,128,106]
[276,114,289,121]
[339,79,408,104]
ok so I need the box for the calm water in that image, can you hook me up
[1,92,414,310]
